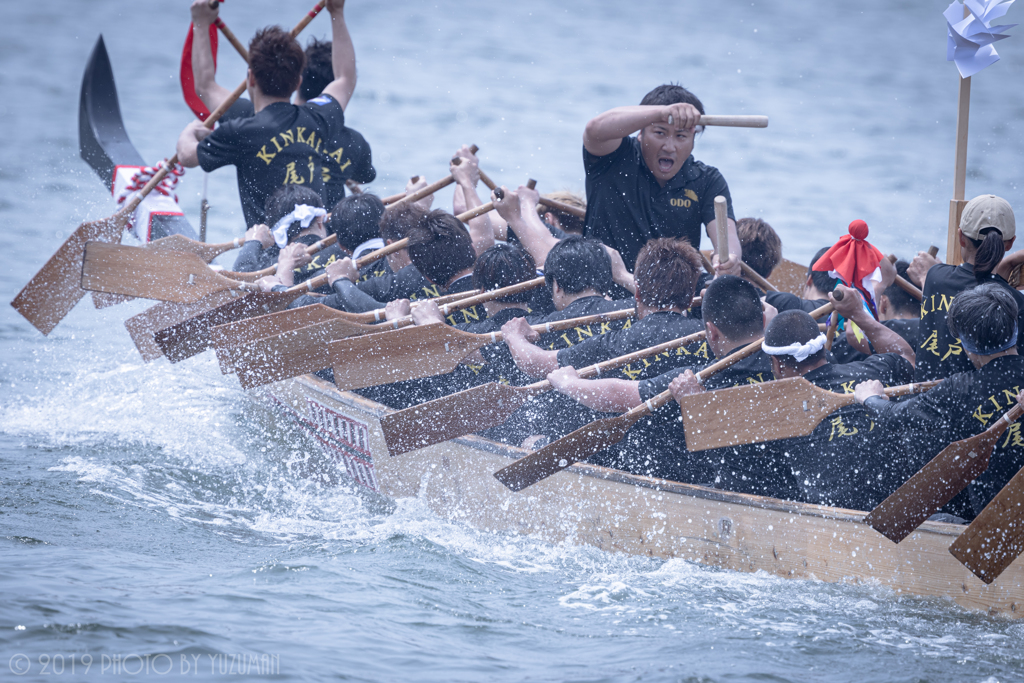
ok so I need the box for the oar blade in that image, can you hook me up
[328,323,485,391]
[147,234,233,263]
[81,242,236,304]
[494,413,639,492]
[949,466,1024,584]
[210,304,349,351]
[679,377,848,451]
[381,382,537,456]
[229,317,379,387]
[124,291,245,362]
[154,291,296,363]
[11,215,125,335]
[864,431,997,543]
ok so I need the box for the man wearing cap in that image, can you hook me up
[581,84,741,276]
[910,194,1024,382]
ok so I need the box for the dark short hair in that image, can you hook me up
[948,283,1019,354]
[249,27,305,98]
[881,260,917,316]
[378,204,424,244]
[808,247,838,295]
[472,244,536,304]
[633,238,702,310]
[407,210,477,286]
[543,236,613,295]
[702,275,764,339]
[327,194,385,252]
[765,310,826,368]
[264,185,323,243]
[537,191,586,235]
[640,84,705,115]
[300,38,332,101]
[737,218,782,279]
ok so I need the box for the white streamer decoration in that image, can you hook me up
[945,0,1016,78]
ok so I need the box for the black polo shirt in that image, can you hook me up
[582,137,734,269]
[830,318,920,364]
[915,263,1024,382]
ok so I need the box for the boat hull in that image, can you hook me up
[263,373,1024,618]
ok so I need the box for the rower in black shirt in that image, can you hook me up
[762,246,835,319]
[831,259,921,364]
[546,276,770,487]
[177,1,372,228]
[913,195,1021,382]
[288,193,385,284]
[857,283,1024,519]
[233,185,327,284]
[501,237,706,384]
[581,84,740,275]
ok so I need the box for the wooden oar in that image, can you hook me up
[210,288,479,354]
[326,276,549,390]
[150,239,413,362]
[714,195,729,269]
[865,402,1024,544]
[823,311,840,352]
[214,289,482,375]
[679,378,939,452]
[91,235,247,309]
[10,0,327,335]
[388,146,478,210]
[241,306,634,390]
[492,300,835,492]
[380,326,715,457]
[949,443,1024,584]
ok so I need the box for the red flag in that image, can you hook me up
[813,219,885,317]
[180,23,219,120]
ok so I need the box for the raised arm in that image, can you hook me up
[583,103,701,157]
[189,0,233,112]
[321,0,357,110]
[831,284,916,367]
[450,146,495,256]
[493,187,559,267]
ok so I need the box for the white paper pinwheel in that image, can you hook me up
[945,0,1017,78]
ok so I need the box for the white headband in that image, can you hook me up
[762,334,827,362]
[271,204,326,248]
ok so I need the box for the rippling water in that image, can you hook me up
[3,0,1024,680]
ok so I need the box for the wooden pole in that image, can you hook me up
[947,3,972,266]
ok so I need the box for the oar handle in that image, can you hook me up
[213,17,250,63]
[286,237,412,293]
[389,146,479,210]
[740,262,778,291]
[438,276,546,315]
[455,202,495,223]
[478,169,498,191]
[123,1,327,215]
[714,196,729,264]
[538,197,586,220]
[381,178,418,206]
[928,245,940,258]
[883,379,942,399]
[989,401,1024,438]
[699,115,769,128]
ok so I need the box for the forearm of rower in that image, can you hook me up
[191,23,231,111]
[459,181,495,256]
[507,212,558,267]
[554,376,642,413]
[849,307,916,367]
[583,106,660,156]
[505,336,559,378]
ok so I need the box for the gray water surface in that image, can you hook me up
[3,1,1024,681]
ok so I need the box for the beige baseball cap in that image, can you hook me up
[960,194,1015,240]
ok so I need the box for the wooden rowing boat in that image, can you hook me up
[261,372,1024,618]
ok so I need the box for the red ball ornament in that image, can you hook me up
[848,219,869,240]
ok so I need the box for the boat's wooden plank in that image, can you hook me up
[261,374,1024,618]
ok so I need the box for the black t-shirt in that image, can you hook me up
[637,347,773,401]
[915,263,1024,382]
[556,310,708,381]
[830,318,920,364]
[582,137,734,269]
[198,94,370,227]
[875,354,1024,518]
[764,353,915,511]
